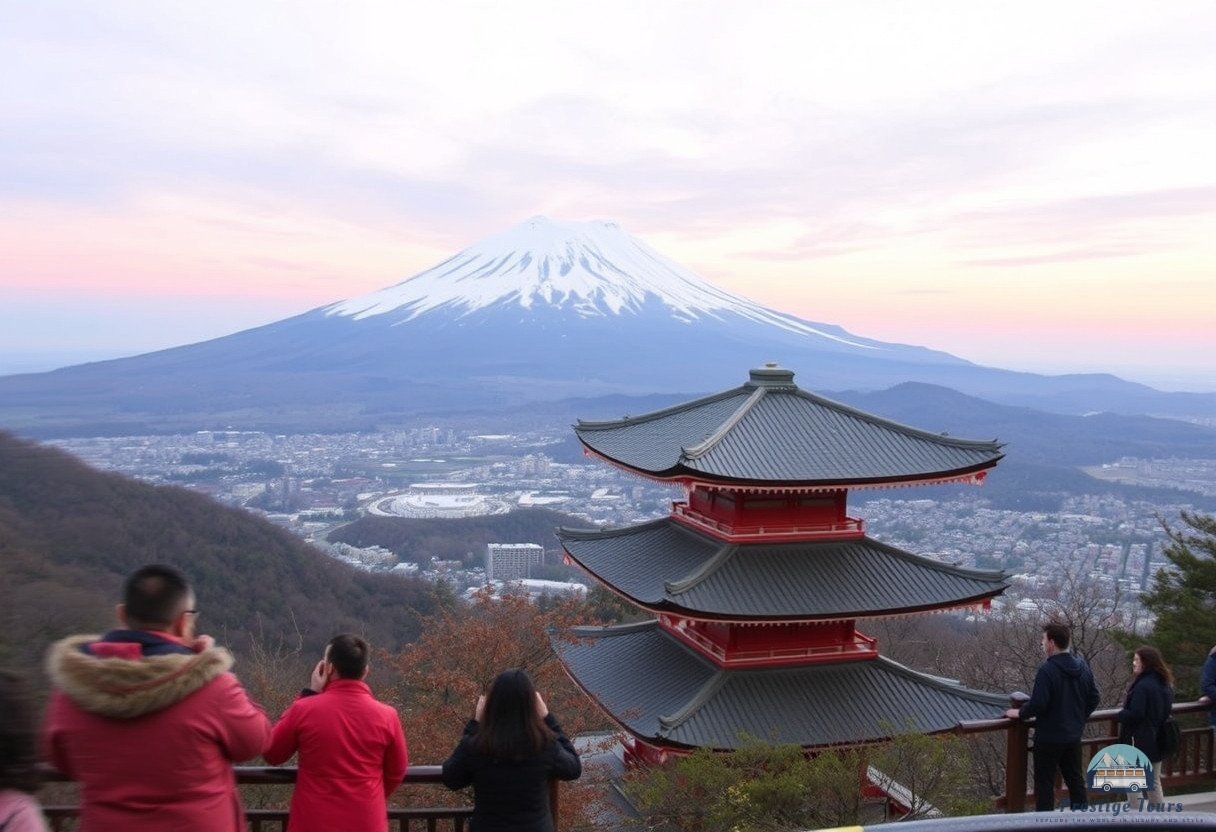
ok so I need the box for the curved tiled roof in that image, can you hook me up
[557,519,1008,619]
[554,621,1007,750]
[574,366,1003,485]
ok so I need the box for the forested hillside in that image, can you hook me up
[0,431,449,670]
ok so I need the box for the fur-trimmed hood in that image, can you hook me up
[47,634,235,720]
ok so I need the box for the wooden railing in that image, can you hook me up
[38,705,1213,824]
[39,764,560,831]
[957,697,1214,812]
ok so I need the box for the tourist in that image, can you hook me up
[0,671,46,832]
[1118,645,1174,807]
[1198,645,1216,737]
[1004,622,1101,811]
[442,669,581,832]
[42,564,271,831]
[264,634,408,832]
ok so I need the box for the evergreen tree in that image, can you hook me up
[1141,511,1216,693]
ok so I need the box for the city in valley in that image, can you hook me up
[47,424,1215,620]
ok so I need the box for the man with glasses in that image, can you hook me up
[43,564,271,831]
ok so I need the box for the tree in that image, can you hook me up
[622,731,987,831]
[378,591,615,829]
[868,727,990,820]
[1139,511,1216,693]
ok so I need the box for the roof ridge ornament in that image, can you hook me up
[746,362,797,389]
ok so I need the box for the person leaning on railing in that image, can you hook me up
[41,564,271,832]
[441,669,581,832]
[1199,645,1216,737]
[1003,622,1100,812]
[263,634,408,832]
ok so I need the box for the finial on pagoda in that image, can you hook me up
[747,362,796,389]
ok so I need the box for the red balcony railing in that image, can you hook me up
[671,502,866,542]
[658,615,879,667]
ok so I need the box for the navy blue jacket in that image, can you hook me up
[1201,652,1216,727]
[1019,651,1101,743]
[1118,670,1173,761]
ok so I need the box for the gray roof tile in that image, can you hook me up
[558,519,1008,619]
[555,621,1007,750]
[575,367,1003,484]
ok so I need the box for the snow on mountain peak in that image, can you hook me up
[325,216,875,348]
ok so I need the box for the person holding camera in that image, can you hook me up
[264,634,408,832]
[442,668,581,832]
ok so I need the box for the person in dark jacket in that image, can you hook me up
[1198,645,1216,734]
[442,669,581,832]
[1117,645,1174,808]
[1004,622,1101,811]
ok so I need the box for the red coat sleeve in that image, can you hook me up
[263,697,303,765]
[383,712,408,797]
[41,691,74,778]
[210,673,272,762]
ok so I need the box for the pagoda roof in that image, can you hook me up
[557,519,1008,620]
[574,365,1003,486]
[554,620,1007,750]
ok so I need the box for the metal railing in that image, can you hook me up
[39,764,560,832]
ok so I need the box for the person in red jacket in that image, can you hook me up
[265,633,408,832]
[42,564,271,832]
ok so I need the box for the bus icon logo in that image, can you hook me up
[1087,743,1154,794]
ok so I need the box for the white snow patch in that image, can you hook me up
[325,217,878,349]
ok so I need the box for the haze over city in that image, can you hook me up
[3,1,1214,390]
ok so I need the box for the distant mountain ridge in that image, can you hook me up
[0,216,1212,436]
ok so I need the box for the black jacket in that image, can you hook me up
[1201,652,1216,727]
[1019,651,1101,743]
[441,713,582,832]
[1118,670,1174,761]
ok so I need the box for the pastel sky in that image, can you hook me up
[3,1,1214,390]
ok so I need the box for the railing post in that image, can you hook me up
[1005,693,1030,813]
[550,778,560,830]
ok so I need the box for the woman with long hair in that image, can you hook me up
[442,669,581,832]
[0,670,47,831]
[1118,645,1174,808]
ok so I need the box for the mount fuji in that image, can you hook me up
[0,216,1210,435]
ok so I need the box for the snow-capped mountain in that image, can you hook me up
[328,216,878,351]
[0,216,1209,435]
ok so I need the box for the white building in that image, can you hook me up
[486,542,544,582]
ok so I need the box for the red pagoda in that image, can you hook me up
[554,364,1009,764]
